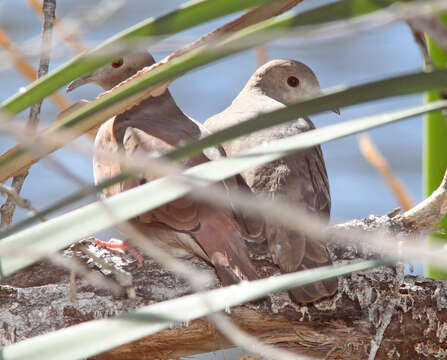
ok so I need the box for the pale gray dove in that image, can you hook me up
[205,59,338,303]
[67,52,258,286]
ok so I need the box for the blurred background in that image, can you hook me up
[0,1,424,357]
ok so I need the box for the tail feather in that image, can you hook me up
[269,227,337,303]
[289,287,317,304]
[288,251,338,304]
[211,243,258,285]
[289,280,337,304]
[192,206,258,286]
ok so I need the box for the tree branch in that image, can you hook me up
[398,170,447,231]
[408,15,447,55]
[1,170,447,358]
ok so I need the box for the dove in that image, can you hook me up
[205,59,338,303]
[67,52,258,286]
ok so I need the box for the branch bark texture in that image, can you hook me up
[2,194,447,359]
[1,175,446,359]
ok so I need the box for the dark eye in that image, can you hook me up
[287,76,299,87]
[111,58,124,68]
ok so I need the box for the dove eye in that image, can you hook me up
[287,76,299,87]
[111,58,124,68]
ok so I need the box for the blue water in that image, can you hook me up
[0,2,426,357]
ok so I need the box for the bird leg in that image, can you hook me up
[89,237,145,267]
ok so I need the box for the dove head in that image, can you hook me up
[248,59,324,106]
[66,52,156,92]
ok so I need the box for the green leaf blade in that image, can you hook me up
[2,101,446,277]
[0,0,438,179]
[1,259,383,360]
[424,19,447,279]
[0,0,282,116]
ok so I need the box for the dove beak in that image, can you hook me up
[66,74,95,93]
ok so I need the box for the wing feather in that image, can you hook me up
[95,120,259,286]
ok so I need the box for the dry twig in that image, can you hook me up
[407,21,433,69]
[5,0,447,185]
[0,1,302,183]
[0,183,45,221]
[408,15,447,55]
[0,28,69,110]
[256,45,268,67]
[358,133,414,210]
[0,0,56,226]
[26,0,87,54]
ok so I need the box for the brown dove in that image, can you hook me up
[67,52,258,286]
[205,59,338,303]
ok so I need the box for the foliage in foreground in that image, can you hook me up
[0,0,445,358]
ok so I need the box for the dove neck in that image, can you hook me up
[114,90,202,146]
[231,80,284,114]
[240,78,265,98]
[238,76,285,107]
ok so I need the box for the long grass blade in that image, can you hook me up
[0,0,284,115]
[166,69,447,161]
[0,0,446,182]
[424,17,447,279]
[0,0,403,116]
[1,259,383,360]
[1,101,446,277]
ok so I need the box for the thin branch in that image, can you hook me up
[0,110,90,187]
[255,45,268,67]
[0,240,124,294]
[0,183,45,221]
[0,1,302,180]
[399,170,447,230]
[358,134,414,210]
[3,0,447,186]
[162,0,301,61]
[407,22,433,69]
[26,0,88,54]
[0,0,56,227]
[28,1,56,130]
